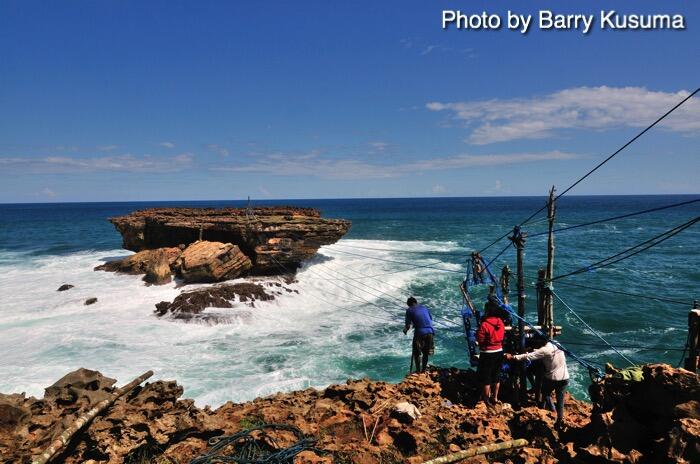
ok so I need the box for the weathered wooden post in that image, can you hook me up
[544,186,556,338]
[684,300,700,372]
[510,225,527,405]
[500,264,511,304]
[33,371,154,464]
[536,268,546,326]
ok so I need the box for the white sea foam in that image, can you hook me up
[0,239,467,407]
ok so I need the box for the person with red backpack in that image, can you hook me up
[476,298,505,405]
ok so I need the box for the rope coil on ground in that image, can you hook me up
[189,424,325,464]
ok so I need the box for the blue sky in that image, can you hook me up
[1,0,699,202]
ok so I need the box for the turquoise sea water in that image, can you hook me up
[0,195,698,405]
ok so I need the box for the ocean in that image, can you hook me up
[0,195,698,406]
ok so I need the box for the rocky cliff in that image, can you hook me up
[2,364,697,463]
[99,207,351,282]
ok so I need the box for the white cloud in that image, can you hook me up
[159,142,176,148]
[97,145,118,151]
[484,179,510,195]
[431,184,446,194]
[211,150,576,180]
[0,153,194,173]
[427,86,700,144]
[207,144,230,157]
[40,187,56,198]
[369,141,391,153]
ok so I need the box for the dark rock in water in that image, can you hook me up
[155,282,275,321]
[177,241,252,283]
[57,284,74,292]
[84,297,98,305]
[107,207,351,275]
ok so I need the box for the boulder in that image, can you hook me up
[84,297,98,305]
[57,284,74,292]
[143,248,174,285]
[95,247,181,277]
[176,241,252,283]
[583,363,700,463]
[107,207,351,275]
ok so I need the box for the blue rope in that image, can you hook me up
[552,290,637,367]
[493,296,603,378]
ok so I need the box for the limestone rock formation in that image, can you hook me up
[176,240,252,283]
[107,207,351,275]
[95,247,181,276]
[4,364,694,464]
[582,363,700,463]
[142,247,175,285]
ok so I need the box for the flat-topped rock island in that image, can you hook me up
[97,206,351,284]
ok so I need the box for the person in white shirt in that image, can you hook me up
[505,336,569,427]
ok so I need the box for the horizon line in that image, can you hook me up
[1,192,699,206]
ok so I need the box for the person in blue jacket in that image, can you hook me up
[403,297,435,373]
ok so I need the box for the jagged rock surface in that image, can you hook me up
[108,207,351,275]
[582,363,700,463]
[1,364,695,464]
[95,247,181,282]
[176,241,252,283]
[154,282,276,321]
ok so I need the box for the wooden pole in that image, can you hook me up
[32,370,154,464]
[422,439,529,464]
[536,268,546,326]
[545,186,556,338]
[685,300,700,372]
[500,264,511,304]
[510,226,527,405]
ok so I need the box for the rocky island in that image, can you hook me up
[96,207,351,284]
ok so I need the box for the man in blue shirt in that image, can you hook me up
[403,297,435,373]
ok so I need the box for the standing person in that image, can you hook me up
[403,297,435,373]
[506,336,570,429]
[476,299,505,405]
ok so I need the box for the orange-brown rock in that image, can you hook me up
[1,364,696,464]
[582,364,700,463]
[107,207,351,275]
[177,241,252,283]
[95,246,181,285]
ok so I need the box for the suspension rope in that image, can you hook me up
[552,216,700,281]
[558,340,685,352]
[304,258,458,330]
[545,279,694,307]
[496,299,603,377]
[518,88,700,227]
[552,290,637,367]
[328,248,464,274]
[529,197,700,238]
[478,87,700,254]
[244,215,465,351]
[483,242,513,270]
[331,242,466,258]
